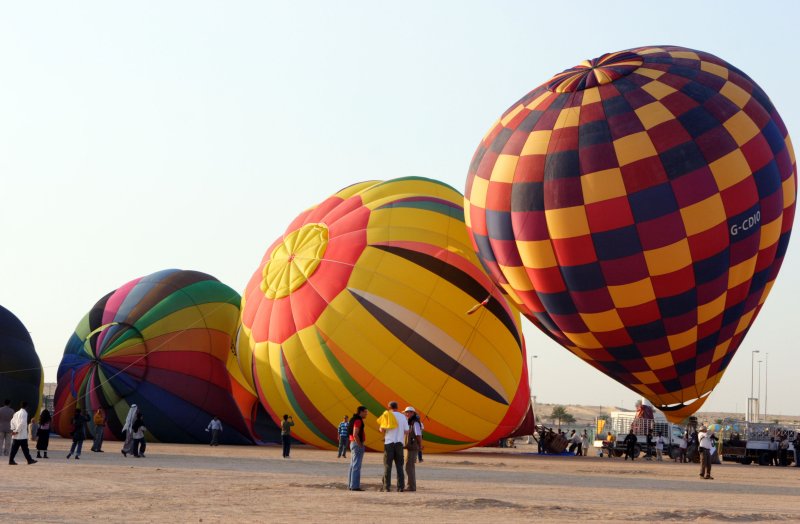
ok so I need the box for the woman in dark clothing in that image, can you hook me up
[66,408,90,460]
[36,409,51,459]
[131,413,147,458]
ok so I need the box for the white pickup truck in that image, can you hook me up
[594,410,686,458]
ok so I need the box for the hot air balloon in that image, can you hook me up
[53,269,256,444]
[0,305,43,418]
[239,177,531,452]
[465,46,796,421]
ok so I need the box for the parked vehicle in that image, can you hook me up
[594,411,685,459]
[722,423,797,465]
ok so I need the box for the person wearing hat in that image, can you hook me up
[403,406,423,492]
[698,425,714,479]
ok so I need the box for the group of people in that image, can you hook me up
[0,400,45,465]
[535,427,589,456]
[0,398,133,464]
[345,401,424,492]
[616,429,669,462]
[766,435,798,466]
[602,425,719,479]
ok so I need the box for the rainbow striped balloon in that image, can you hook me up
[239,177,531,452]
[53,269,256,444]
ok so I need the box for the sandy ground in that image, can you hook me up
[3,438,799,523]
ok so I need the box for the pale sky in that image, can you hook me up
[1,2,797,416]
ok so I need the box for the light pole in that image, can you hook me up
[764,353,769,422]
[757,360,762,423]
[528,355,538,444]
[750,349,760,422]
[529,355,538,407]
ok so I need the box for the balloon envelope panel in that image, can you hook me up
[53,269,255,443]
[465,46,796,421]
[241,177,530,452]
[0,305,43,418]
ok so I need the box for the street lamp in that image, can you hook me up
[764,352,769,422]
[528,355,538,445]
[750,349,760,422]
[757,360,762,423]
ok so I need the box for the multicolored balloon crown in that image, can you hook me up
[547,51,643,93]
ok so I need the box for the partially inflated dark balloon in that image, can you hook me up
[0,305,43,418]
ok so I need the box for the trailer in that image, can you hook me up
[721,423,798,465]
[593,411,685,459]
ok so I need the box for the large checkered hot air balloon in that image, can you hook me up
[53,270,256,444]
[465,46,796,421]
[239,177,531,452]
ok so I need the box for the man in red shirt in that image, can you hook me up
[348,406,368,491]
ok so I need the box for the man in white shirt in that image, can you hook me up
[655,431,665,461]
[206,416,223,446]
[8,401,37,465]
[379,401,408,492]
[698,426,714,479]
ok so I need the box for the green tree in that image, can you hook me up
[549,405,575,429]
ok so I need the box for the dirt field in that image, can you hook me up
[4,438,800,522]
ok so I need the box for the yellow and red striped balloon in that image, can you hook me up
[239,177,530,452]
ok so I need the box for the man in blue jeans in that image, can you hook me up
[348,406,368,491]
[379,401,409,492]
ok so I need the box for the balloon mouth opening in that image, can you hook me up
[82,322,148,404]
[659,392,710,410]
[261,222,329,299]
[656,392,712,422]
[547,51,643,93]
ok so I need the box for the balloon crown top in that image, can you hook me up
[547,51,643,93]
[261,222,329,299]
